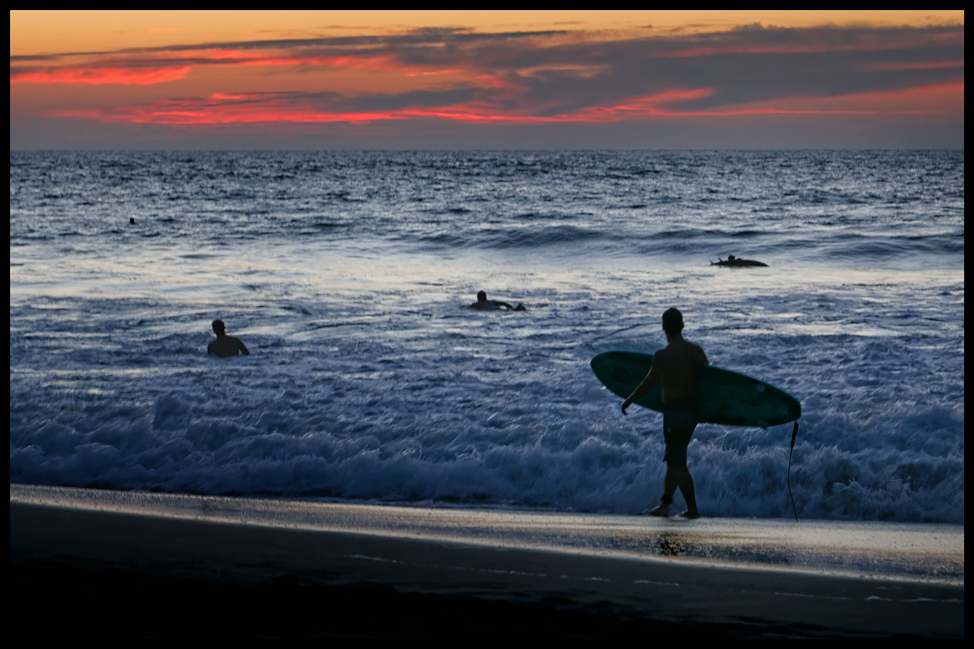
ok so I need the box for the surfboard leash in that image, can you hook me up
[788,421,799,522]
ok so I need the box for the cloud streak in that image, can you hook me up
[58,83,930,129]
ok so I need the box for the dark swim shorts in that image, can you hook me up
[662,408,698,466]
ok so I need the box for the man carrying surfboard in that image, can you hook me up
[622,308,708,519]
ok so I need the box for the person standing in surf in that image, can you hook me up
[207,319,250,358]
[622,308,708,518]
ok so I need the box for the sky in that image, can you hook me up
[10,10,965,149]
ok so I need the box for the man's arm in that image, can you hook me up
[622,357,664,415]
[695,344,709,367]
[237,338,250,356]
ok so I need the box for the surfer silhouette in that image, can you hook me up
[711,254,768,267]
[622,308,708,519]
[468,290,526,311]
[207,319,250,357]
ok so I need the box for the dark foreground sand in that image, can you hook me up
[10,485,964,638]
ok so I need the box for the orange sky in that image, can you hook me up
[10,11,965,149]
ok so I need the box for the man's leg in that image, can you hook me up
[673,464,699,518]
[653,417,699,518]
[663,465,679,505]
[656,464,699,518]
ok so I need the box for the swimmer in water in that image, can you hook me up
[207,319,250,357]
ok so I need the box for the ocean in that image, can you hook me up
[9,150,964,524]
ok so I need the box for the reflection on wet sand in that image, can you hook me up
[10,485,963,586]
[657,532,691,557]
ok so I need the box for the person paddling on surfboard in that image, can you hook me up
[622,308,708,519]
[468,290,527,311]
[207,319,250,358]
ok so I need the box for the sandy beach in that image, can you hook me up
[10,484,963,638]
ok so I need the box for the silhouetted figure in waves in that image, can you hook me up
[711,254,768,267]
[468,290,526,311]
[207,319,250,357]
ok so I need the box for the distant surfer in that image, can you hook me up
[468,291,527,311]
[207,319,250,357]
[711,254,768,267]
[129,217,136,225]
[622,308,708,519]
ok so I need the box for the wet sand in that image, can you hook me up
[10,485,964,638]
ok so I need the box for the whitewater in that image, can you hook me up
[9,150,964,523]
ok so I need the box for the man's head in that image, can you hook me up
[212,319,226,336]
[477,291,487,302]
[662,308,684,336]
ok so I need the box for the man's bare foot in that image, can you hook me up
[644,503,671,517]
[678,510,701,519]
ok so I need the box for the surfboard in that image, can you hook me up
[590,351,800,427]
[711,258,768,267]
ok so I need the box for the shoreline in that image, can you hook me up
[10,485,964,638]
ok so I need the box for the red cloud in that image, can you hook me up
[56,80,952,128]
[11,66,192,85]
[10,49,450,87]
[54,87,820,127]
[52,88,719,126]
